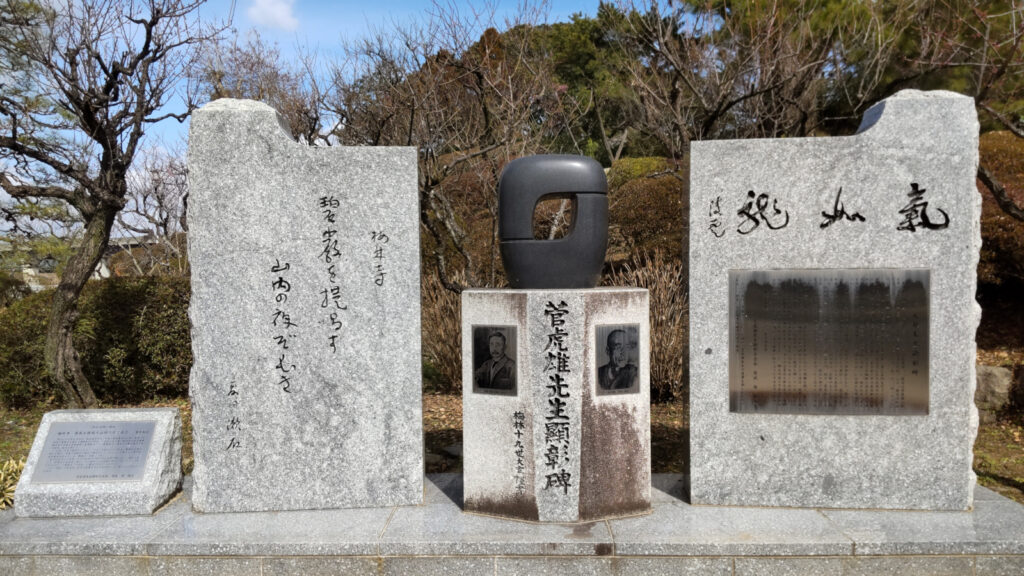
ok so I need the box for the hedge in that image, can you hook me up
[0,277,192,407]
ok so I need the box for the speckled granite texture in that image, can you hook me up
[461,289,651,522]
[15,409,181,517]
[186,99,423,513]
[689,90,981,510]
[2,476,1024,575]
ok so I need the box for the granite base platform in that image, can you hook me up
[1,474,1023,575]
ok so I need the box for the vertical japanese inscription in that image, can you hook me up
[542,300,572,495]
[708,196,725,238]
[512,411,527,495]
[371,230,388,286]
[224,380,241,452]
[270,259,297,394]
[318,196,347,353]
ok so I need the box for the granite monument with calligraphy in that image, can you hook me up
[15,408,182,517]
[689,90,980,510]
[462,156,651,523]
[187,99,423,513]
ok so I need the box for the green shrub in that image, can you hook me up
[0,290,53,407]
[0,277,192,407]
[607,156,671,191]
[422,359,450,394]
[0,272,31,309]
[132,278,193,397]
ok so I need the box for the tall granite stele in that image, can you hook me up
[462,156,651,522]
[689,90,980,510]
[187,99,423,513]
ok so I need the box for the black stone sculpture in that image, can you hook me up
[498,155,608,288]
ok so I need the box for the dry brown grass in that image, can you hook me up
[421,270,464,392]
[605,250,688,402]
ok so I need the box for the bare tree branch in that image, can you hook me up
[979,164,1024,222]
[0,0,225,407]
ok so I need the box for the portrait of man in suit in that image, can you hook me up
[472,327,517,395]
[596,325,639,394]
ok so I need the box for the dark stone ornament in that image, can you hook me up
[498,155,608,288]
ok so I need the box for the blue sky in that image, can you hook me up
[146,0,601,146]
[1,1,603,221]
[201,0,599,53]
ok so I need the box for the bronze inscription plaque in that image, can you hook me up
[729,269,928,415]
[32,421,156,483]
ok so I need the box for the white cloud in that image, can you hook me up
[247,0,299,31]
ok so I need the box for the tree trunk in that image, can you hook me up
[44,206,117,408]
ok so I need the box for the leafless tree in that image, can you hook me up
[617,0,914,159]
[327,2,586,290]
[195,30,328,144]
[113,144,189,276]
[0,0,222,407]
[908,0,1024,221]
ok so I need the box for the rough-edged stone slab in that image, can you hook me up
[187,99,423,513]
[14,408,181,517]
[689,90,981,510]
[461,288,651,523]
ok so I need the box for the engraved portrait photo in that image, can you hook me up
[472,326,517,395]
[596,324,640,394]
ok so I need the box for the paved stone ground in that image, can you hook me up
[1,474,1023,575]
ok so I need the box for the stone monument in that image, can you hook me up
[689,90,980,510]
[463,155,651,522]
[187,99,423,513]
[15,408,181,517]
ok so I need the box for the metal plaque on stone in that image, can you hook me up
[31,420,156,483]
[729,269,929,415]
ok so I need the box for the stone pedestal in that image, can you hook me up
[462,288,651,523]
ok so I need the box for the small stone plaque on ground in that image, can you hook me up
[15,409,182,517]
[690,90,981,510]
[187,99,423,513]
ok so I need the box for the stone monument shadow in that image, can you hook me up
[649,425,691,505]
[428,474,465,509]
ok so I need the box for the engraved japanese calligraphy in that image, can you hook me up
[543,300,572,495]
[270,258,297,395]
[318,196,347,353]
[188,100,422,512]
[371,230,388,286]
[512,411,527,495]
